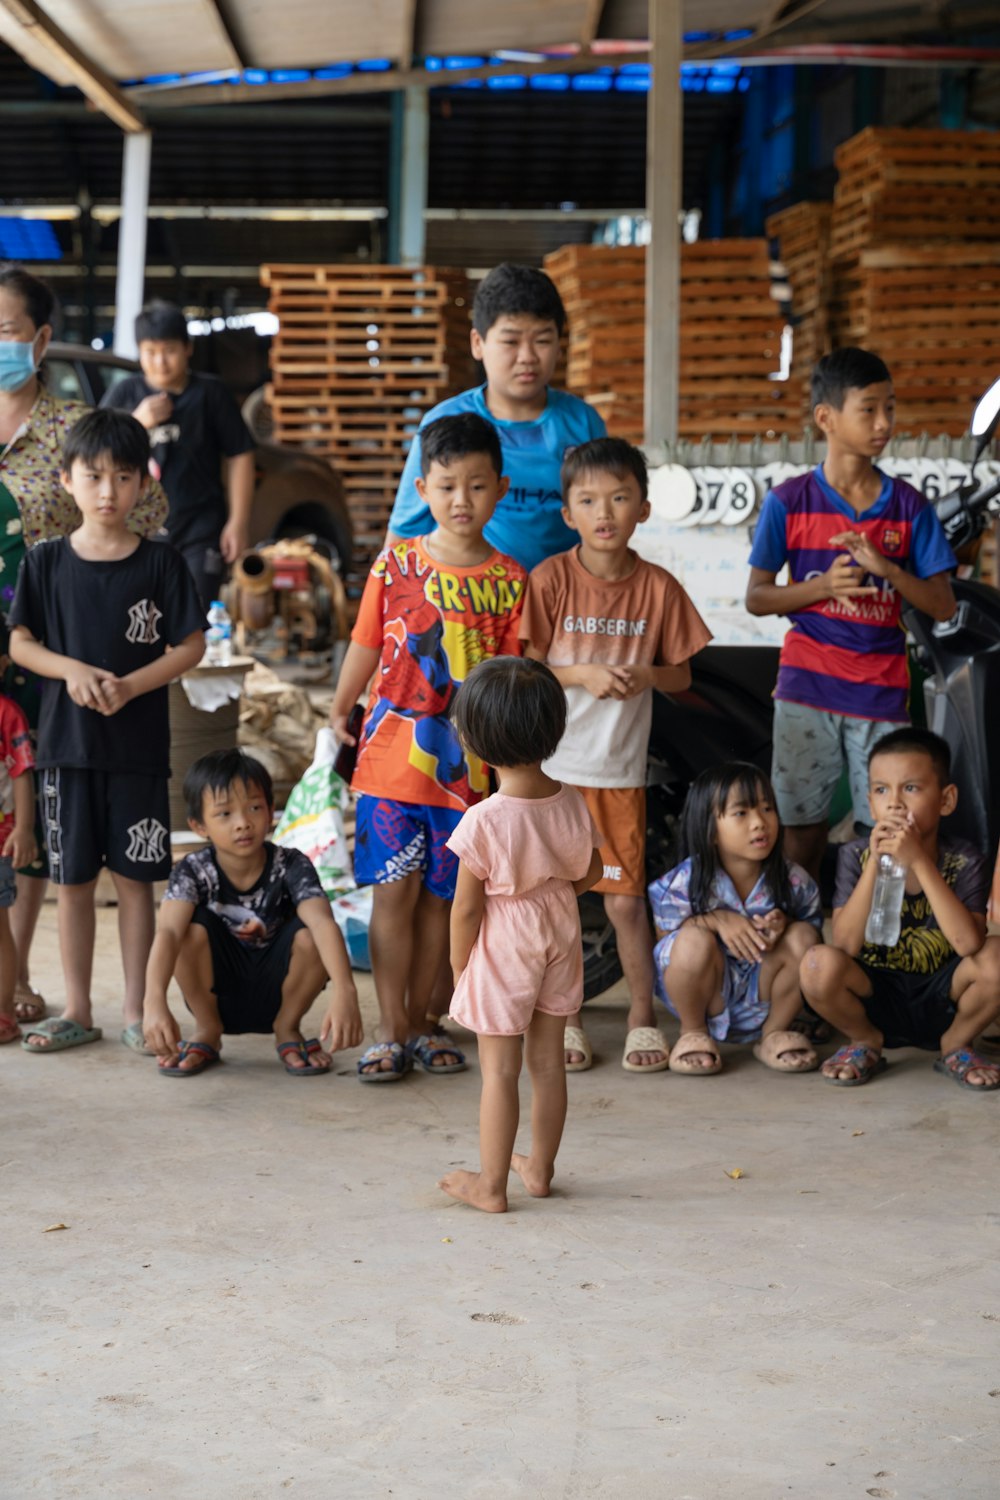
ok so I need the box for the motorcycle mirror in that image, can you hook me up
[970,375,1000,466]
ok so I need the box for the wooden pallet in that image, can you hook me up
[545,240,797,441]
[263,262,477,577]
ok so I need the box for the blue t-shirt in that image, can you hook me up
[386,385,606,573]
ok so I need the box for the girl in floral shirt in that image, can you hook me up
[649,762,823,1076]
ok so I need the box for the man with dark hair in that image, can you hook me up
[101,299,255,610]
[386,263,605,574]
[746,345,957,880]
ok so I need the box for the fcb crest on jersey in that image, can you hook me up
[881,526,903,554]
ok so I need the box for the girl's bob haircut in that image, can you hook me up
[451,656,566,768]
[679,761,791,915]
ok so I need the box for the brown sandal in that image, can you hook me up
[668,1030,722,1075]
[753,1029,818,1073]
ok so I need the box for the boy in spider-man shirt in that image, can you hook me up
[330,413,525,1082]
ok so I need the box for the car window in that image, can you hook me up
[100,363,134,397]
[44,359,88,404]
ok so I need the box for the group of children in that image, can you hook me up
[2,262,1000,1218]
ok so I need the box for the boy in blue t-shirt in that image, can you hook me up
[746,347,956,880]
[385,263,605,573]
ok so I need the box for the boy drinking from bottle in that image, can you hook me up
[799,728,1000,1090]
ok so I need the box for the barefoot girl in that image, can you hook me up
[438,657,602,1212]
[650,762,823,1076]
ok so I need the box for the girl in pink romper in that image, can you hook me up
[438,657,602,1213]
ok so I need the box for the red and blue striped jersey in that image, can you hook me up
[748,466,955,722]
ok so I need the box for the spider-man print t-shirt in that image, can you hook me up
[164,843,326,949]
[9,536,204,775]
[349,537,526,812]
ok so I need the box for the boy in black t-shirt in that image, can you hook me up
[800,728,1000,1090]
[10,409,206,1053]
[100,300,255,609]
[142,750,362,1077]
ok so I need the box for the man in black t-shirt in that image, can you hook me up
[100,300,255,610]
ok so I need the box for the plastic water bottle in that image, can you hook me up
[204,600,233,666]
[865,853,906,947]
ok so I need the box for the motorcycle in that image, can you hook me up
[582,376,1000,1000]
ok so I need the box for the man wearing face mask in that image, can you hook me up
[0,264,166,1031]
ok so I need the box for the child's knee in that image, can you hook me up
[290,925,326,979]
[799,943,845,995]
[783,921,822,961]
[670,922,721,969]
[964,934,1000,990]
[604,892,647,927]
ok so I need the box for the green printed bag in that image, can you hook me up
[273,727,355,899]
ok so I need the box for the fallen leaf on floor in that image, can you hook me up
[724,1168,744,1180]
[43,1223,68,1232]
[441,1237,452,1243]
[852,1130,865,1137]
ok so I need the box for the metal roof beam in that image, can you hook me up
[0,0,146,132]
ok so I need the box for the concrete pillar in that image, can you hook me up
[387,87,428,265]
[113,129,152,358]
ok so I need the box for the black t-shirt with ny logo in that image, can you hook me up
[10,536,205,776]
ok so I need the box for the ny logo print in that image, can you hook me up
[126,599,162,645]
[126,818,168,864]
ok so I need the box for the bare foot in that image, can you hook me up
[510,1153,553,1198]
[437,1170,507,1213]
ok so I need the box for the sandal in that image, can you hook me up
[276,1038,331,1077]
[753,1029,819,1073]
[21,1017,102,1052]
[357,1041,412,1083]
[408,1033,467,1074]
[933,1048,1000,1092]
[159,1039,221,1078]
[668,1030,722,1076]
[821,1043,886,1087]
[121,1021,156,1055]
[13,982,46,1024]
[0,1013,20,1044]
[621,1026,670,1073]
[564,1025,593,1073]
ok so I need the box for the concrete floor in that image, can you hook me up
[6,903,1000,1500]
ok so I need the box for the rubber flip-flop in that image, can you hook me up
[277,1038,331,1077]
[357,1041,412,1083]
[159,1039,221,1078]
[821,1044,887,1087]
[121,1021,156,1056]
[21,1018,102,1053]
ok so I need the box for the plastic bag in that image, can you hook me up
[273,727,355,899]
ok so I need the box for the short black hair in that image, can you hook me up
[62,407,150,475]
[0,263,55,331]
[420,411,502,480]
[184,749,275,823]
[135,299,190,345]
[451,657,566,768]
[472,263,566,338]
[561,436,648,503]
[868,727,952,784]
[811,347,892,411]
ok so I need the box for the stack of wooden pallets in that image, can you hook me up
[766,202,832,421]
[544,241,800,441]
[262,263,477,587]
[826,127,1000,435]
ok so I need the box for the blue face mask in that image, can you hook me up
[0,340,38,394]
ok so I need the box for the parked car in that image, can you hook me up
[44,343,353,574]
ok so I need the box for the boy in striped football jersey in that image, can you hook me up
[746,348,956,880]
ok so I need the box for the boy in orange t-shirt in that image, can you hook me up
[330,413,526,1082]
[521,437,711,1074]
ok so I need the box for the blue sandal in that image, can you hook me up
[408,1033,467,1075]
[357,1041,412,1083]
